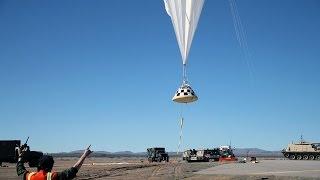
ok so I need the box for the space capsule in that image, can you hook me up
[172,83,198,103]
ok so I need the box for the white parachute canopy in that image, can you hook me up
[164,0,205,65]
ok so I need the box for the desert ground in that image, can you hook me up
[1,157,320,180]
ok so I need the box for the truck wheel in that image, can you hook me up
[309,155,315,160]
[316,155,320,160]
[284,153,290,158]
[296,155,302,160]
[289,154,296,160]
[303,155,309,160]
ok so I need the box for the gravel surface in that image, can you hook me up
[1,158,319,179]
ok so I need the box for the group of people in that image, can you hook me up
[16,145,92,180]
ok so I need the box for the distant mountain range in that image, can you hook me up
[50,148,283,158]
[233,148,282,157]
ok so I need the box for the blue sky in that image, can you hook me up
[1,0,319,153]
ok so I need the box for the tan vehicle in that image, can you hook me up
[183,149,210,162]
[282,140,320,160]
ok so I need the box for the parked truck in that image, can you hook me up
[218,145,237,162]
[182,149,210,162]
[204,148,221,161]
[147,147,169,162]
[0,138,43,167]
[0,140,20,166]
[183,146,237,162]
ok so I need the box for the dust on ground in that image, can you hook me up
[0,157,212,180]
[0,157,317,180]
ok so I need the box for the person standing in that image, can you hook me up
[17,145,92,180]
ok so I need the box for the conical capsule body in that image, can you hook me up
[172,84,198,103]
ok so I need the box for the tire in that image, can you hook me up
[296,155,302,160]
[316,155,320,160]
[289,154,296,160]
[303,155,309,160]
[284,153,290,158]
[309,155,315,160]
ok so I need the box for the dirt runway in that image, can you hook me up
[0,157,213,180]
[1,157,319,179]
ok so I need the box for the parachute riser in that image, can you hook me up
[177,103,186,157]
[182,64,188,85]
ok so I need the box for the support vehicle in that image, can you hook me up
[147,147,169,162]
[182,149,210,162]
[219,145,238,162]
[0,137,43,167]
[282,139,320,160]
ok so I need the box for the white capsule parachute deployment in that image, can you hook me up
[164,0,205,103]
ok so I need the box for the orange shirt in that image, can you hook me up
[25,170,58,180]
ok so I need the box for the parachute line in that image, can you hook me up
[177,104,184,156]
[229,0,255,82]
[182,64,188,83]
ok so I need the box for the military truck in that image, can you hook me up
[183,146,238,162]
[182,149,210,162]
[0,140,20,166]
[0,138,43,167]
[205,148,221,161]
[147,147,169,162]
[282,140,320,160]
[219,145,238,161]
